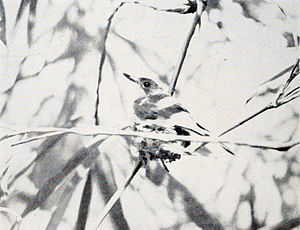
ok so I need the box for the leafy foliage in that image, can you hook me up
[0,0,6,45]
[0,0,299,229]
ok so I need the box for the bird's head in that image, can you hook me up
[123,73,163,95]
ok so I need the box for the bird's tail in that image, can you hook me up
[178,125,235,155]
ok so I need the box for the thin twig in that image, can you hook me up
[221,141,299,152]
[283,59,299,90]
[219,106,271,137]
[94,2,126,125]
[4,126,298,152]
[220,59,300,137]
[168,0,207,96]
[219,98,299,138]
[8,127,215,146]
[96,161,143,229]
[0,127,59,142]
[246,61,298,104]
[276,58,300,104]
[259,64,294,86]
[10,130,66,146]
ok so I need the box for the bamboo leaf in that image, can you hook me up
[15,0,30,28]
[75,169,93,230]
[7,135,64,190]
[271,217,300,230]
[21,137,105,217]
[46,173,82,230]
[27,0,38,45]
[0,0,6,45]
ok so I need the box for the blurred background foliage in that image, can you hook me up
[0,0,299,229]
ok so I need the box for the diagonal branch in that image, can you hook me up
[259,64,294,86]
[169,0,208,96]
[219,106,271,137]
[220,59,300,137]
[283,58,300,90]
[96,160,143,229]
[246,60,299,104]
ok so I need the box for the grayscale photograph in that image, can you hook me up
[0,0,299,229]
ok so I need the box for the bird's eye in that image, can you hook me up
[143,81,150,88]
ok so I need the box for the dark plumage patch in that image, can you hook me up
[174,125,190,136]
[134,97,158,120]
[174,125,190,147]
[134,94,188,121]
[157,104,188,119]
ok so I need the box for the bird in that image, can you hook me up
[123,73,233,170]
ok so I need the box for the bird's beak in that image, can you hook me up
[123,73,138,84]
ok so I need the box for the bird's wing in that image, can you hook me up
[135,94,234,155]
[151,95,211,136]
[164,112,211,136]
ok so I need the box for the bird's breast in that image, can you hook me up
[133,97,158,120]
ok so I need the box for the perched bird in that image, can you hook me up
[123,73,233,169]
[123,73,210,134]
